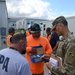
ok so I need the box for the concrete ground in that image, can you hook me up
[44,63,50,75]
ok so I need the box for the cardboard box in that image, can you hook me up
[30,45,44,63]
[30,54,43,63]
[33,45,44,54]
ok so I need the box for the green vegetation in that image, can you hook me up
[15,29,26,33]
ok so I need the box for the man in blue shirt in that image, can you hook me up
[50,29,59,54]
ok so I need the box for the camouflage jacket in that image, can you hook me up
[57,32,75,63]
[52,32,75,75]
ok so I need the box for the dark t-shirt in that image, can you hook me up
[50,32,59,49]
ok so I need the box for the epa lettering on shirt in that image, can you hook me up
[0,54,10,72]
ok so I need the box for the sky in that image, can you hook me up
[6,0,75,20]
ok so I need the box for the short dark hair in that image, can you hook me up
[8,27,15,33]
[46,27,51,32]
[11,32,26,43]
[52,16,68,27]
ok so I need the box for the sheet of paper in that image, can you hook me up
[49,57,58,66]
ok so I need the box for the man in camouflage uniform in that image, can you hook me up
[46,16,75,75]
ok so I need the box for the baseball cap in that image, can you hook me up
[30,23,41,33]
[52,16,67,30]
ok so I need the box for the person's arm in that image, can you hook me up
[46,43,75,75]
[26,47,32,53]
[53,33,59,50]
[45,41,52,54]
[53,41,59,50]
[26,47,37,54]
[46,62,66,75]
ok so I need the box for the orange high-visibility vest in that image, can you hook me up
[6,34,12,47]
[47,35,51,42]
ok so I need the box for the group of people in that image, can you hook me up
[0,16,75,75]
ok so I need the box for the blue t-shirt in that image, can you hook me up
[50,32,59,49]
[0,48,32,75]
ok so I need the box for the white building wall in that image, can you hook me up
[40,20,53,36]
[66,17,75,36]
[8,22,16,28]
[40,16,75,36]
[16,18,48,30]
[16,19,26,29]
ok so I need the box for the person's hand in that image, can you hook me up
[31,47,37,55]
[46,62,52,70]
[40,54,51,63]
